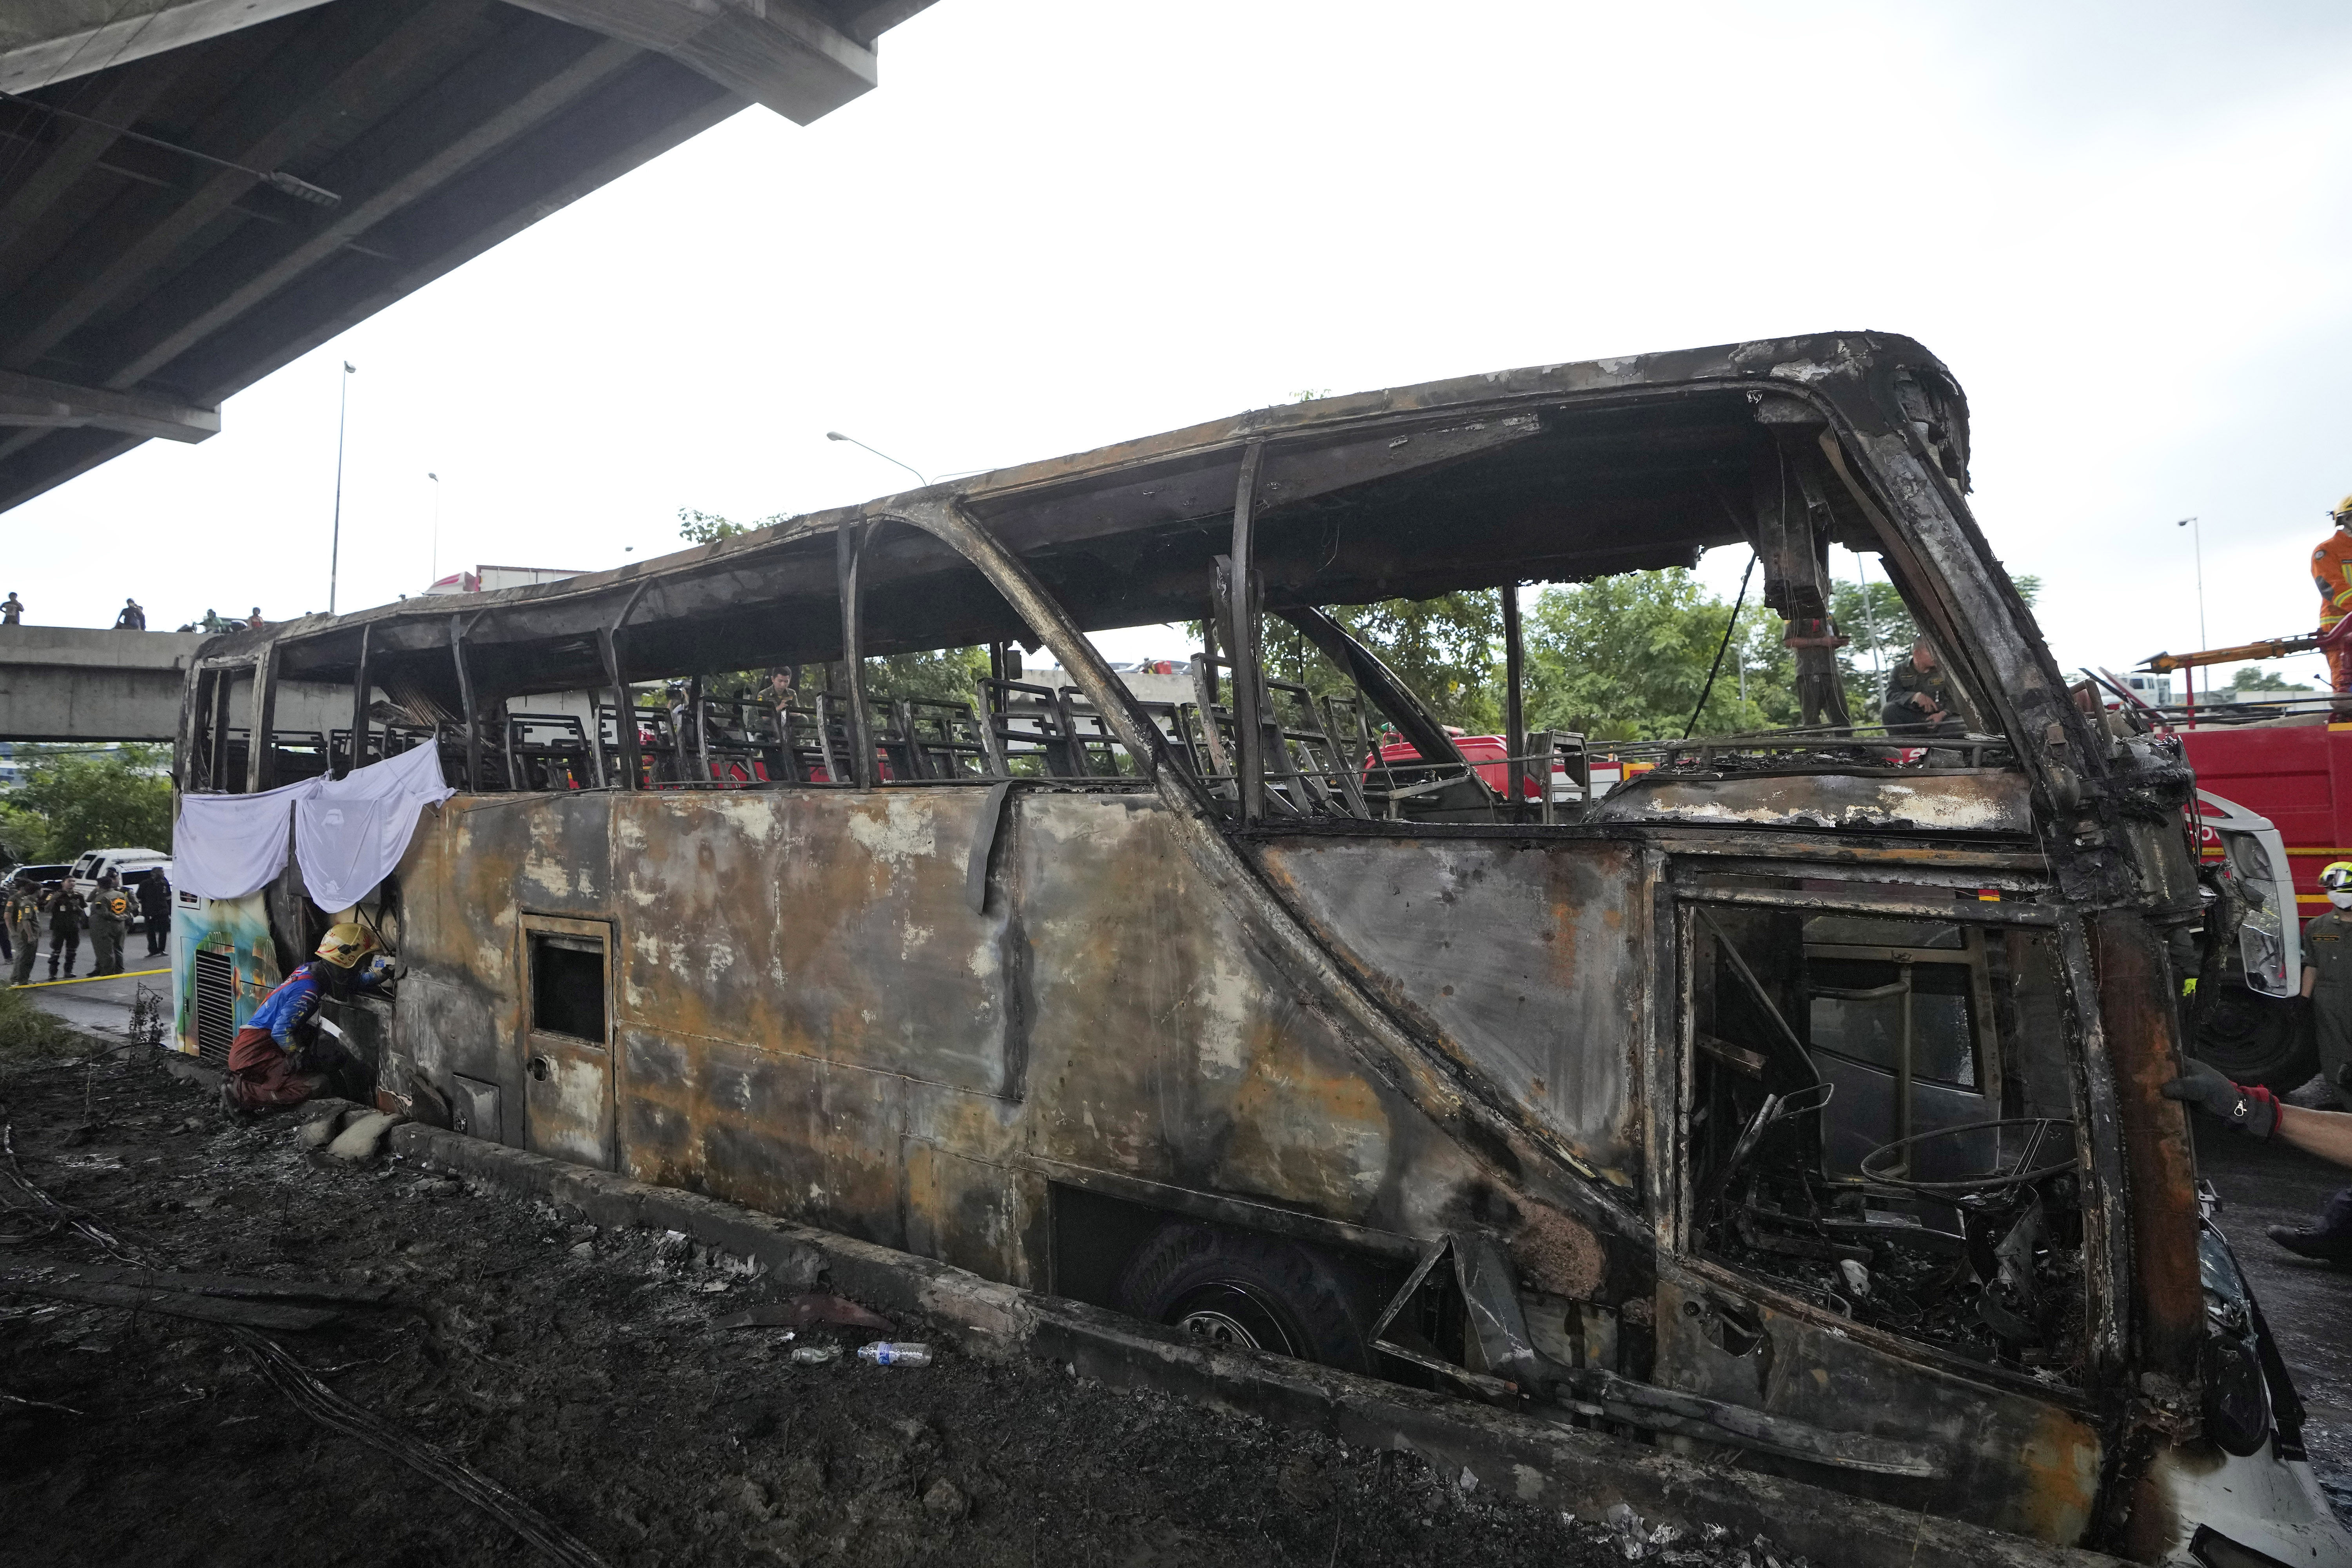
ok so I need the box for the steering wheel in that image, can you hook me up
[1858,1118,2080,1195]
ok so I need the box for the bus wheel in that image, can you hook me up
[2195,980,2319,1094]
[1114,1221,1372,1372]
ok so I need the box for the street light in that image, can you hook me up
[427,471,440,583]
[826,430,927,488]
[2176,515,2206,713]
[328,359,355,615]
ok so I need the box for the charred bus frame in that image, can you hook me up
[171,333,2344,1566]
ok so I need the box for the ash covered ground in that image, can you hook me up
[0,1042,1803,1568]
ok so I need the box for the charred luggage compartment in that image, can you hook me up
[171,334,2350,1566]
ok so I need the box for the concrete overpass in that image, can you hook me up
[0,0,936,514]
[0,623,343,740]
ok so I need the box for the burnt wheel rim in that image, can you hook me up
[1167,1281,1299,1357]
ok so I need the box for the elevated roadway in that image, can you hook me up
[0,0,935,513]
[0,623,343,740]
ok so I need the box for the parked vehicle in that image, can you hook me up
[0,862,71,900]
[65,848,170,931]
[2077,677,2352,1091]
[170,333,2348,1566]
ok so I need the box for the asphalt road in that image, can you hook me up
[9,946,171,1040]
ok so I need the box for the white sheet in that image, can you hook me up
[174,744,456,907]
[171,776,321,900]
[293,743,456,911]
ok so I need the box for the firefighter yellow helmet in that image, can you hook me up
[314,922,376,968]
[2335,494,2352,522]
[2321,862,2352,893]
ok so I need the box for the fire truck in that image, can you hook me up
[2110,630,2349,1091]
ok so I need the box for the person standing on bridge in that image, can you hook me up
[5,882,40,986]
[245,606,265,630]
[87,871,130,978]
[1,592,21,626]
[2312,495,2352,693]
[41,880,82,980]
[112,598,145,630]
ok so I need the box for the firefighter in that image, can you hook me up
[222,923,393,1113]
[2314,495,2352,693]
[87,871,131,977]
[41,882,82,980]
[5,883,40,986]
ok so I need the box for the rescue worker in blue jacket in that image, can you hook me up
[221,923,392,1113]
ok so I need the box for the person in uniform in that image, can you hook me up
[42,882,83,980]
[1879,639,1964,738]
[87,871,131,977]
[5,883,41,986]
[2314,495,2352,693]
[223,924,393,1112]
[2299,862,2352,1104]
[138,869,171,956]
[2209,858,2352,1261]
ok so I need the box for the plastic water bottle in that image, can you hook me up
[857,1341,932,1367]
[789,1344,840,1366]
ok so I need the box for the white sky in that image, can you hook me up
[10,0,2352,691]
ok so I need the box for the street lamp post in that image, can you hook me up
[826,430,927,488]
[328,359,355,615]
[427,471,440,583]
[2177,515,2205,714]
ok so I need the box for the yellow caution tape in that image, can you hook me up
[7,967,169,991]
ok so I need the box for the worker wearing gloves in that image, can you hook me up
[221,923,393,1113]
[2313,494,2352,693]
[2167,1057,2352,1260]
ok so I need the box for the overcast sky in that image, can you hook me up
[11,0,2352,689]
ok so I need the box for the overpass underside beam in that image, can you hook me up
[0,0,935,515]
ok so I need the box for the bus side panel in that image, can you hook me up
[1014,796,1491,1238]
[1253,837,1646,1192]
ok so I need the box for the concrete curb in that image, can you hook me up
[390,1123,2122,1568]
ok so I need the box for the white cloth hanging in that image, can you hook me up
[174,745,455,907]
[171,776,322,900]
[293,743,456,911]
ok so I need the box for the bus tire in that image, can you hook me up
[2194,980,2319,1094]
[1113,1221,1374,1373]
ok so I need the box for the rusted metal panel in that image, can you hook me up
[1653,1271,2104,1544]
[612,790,1014,1097]
[1592,770,2035,835]
[1252,836,1647,1191]
[1009,794,1496,1238]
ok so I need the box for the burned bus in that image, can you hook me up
[171,333,2349,1564]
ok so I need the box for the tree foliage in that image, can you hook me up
[1523,572,1795,741]
[0,745,172,866]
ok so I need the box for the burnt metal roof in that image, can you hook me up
[216,330,1970,706]
[0,0,933,513]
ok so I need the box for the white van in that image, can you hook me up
[68,848,171,915]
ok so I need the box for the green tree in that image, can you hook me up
[1,745,172,863]
[1523,570,1795,741]
[2226,664,2310,693]
[678,507,791,545]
